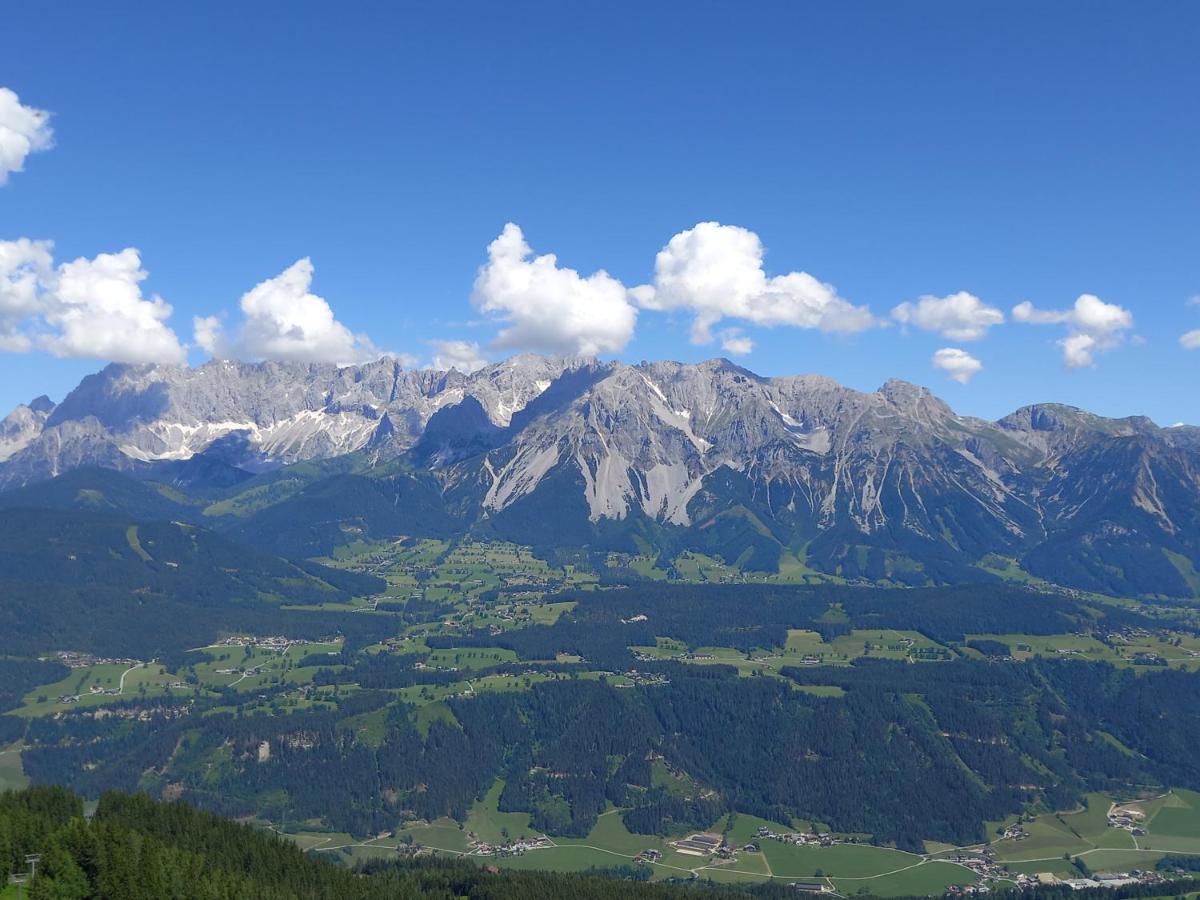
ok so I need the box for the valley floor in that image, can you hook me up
[263,785,1200,895]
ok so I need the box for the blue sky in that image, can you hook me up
[1,1,1197,423]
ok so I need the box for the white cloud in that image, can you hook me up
[0,88,53,185]
[634,222,877,343]
[429,339,488,373]
[199,258,380,365]
[1011,302,1069,326]
[192,314,222,354]
[1183,298,1200,350]
[0,240,186,364]
[384,351,420,368]
[931,347,982,383]
[891,291,1003,341]
[0,238,53,351]
[40,249,186,364]
[1012,294,1133,368]
[718,328,754,355]
[472,223,637,356]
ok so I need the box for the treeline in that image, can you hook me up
[0,785,801,900]
[1157,855,1200,872]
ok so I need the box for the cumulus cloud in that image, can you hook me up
[718,328,754,355]
[0,238,53,351]
[192,314,223,354]
[0,239,186,363]
[385,351,420,368]
[931,347,982,383]
[41,249,186,364]
[633,222,877,344]
[891,291,1004,341]
[198,258,380,365]
[1012,294,1133,368]
[0,88,53,185]
[472,223,637,356]
[429,339,489,373]
[1182,298,1200,350]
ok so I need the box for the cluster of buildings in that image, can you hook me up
[1106,805,1147,835]
[215,665,264,677]
[468,836,553,857]
[941,851,1008,882]
[754,825,850,848]
[215,635,311,653]
[998,821,1030,841]
[618,669,670,686]
[940,853,1169,894]
[48,650,139,669]
[944,883,990,896]
[1023,871,1165,891]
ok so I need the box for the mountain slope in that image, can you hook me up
[3,354,1199,597]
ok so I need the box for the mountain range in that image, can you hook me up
[2,354,1199,598]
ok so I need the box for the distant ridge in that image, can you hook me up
[2,354,1199,597]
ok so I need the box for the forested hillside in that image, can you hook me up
[0,506,385,657]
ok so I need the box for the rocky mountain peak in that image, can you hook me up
[27,395,55,414]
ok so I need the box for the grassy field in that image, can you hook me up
[0,742,28,792]
[964,631,1200,671]
[13,640,344,718]
[12,661,187,717]
[984,790,1200,873]
[464,779,534,843]
[633,628,952,679]
[426,647,519,670]
[188,640,343,693]
[1141,789,1200,853]
[630,626,1200,678]
[756,840,918,879]
[833,860,975,897]
[320,537,599,608]
[667,549,849,587]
